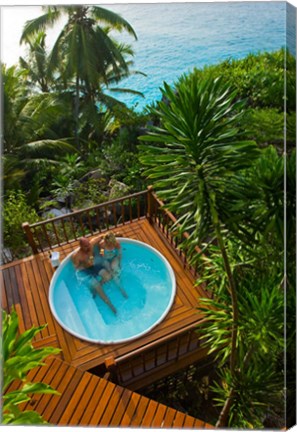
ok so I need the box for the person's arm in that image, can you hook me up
[90,235,103,247]
[116,241,122,259]
[72,252,80,269]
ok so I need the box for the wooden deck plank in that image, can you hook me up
[69,374,100,426]
[2,268,14,311]
[24,260,49,338]
[0,270,8,310]
[21,357,55,411]
[14,303,26,335]
[108,388,132,426]
[79,378,109,425]
[194,418,207,428]
[20,261,40,330]
[32,356,63,414]
[119,391,141,426]
[33,257,56,335]
[183,414,196,428]
[173,411,187,428]
[15,264,32,329]
[140,398,159,427]
[99,385,125,426]
[151,403,168,427]
[42,362,77,421]
[8,266,21,305]
[88,380,116,426]
[126,395,150,427]
[58,373,92,425]
[162,406,177,427]
[48,367,83,424]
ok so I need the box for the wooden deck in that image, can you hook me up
[2,216,213,427]
[6,356,213,428]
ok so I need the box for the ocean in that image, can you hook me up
[105,2,294,111]
[2,2,295,111]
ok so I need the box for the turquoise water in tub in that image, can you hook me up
[49,239,176,344]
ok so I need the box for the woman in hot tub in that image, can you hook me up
[98,232,128,298]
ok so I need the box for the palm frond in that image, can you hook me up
[20,8,61,44]
[90,6,137,40]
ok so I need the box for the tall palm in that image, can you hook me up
[19,31,53,93]
[78,37,146,143]
[139,74,259,426]
[20,5,137,148]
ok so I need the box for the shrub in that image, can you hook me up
[2,308,61,424]
[2,190,40,261]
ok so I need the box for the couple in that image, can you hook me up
[72,232,127,314]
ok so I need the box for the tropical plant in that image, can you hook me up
[2,64,29,154]
[2,190,40,261]
[19,30,54,92]
[20,5,138,148]
[2,308,61,424]
[139,74,259,426]
[2,63,77,200]
[188,48,295,111]
[195,241,284,428]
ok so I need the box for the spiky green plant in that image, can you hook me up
[2,309,61,424]
[139,74,259,425]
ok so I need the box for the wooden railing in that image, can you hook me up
[22,187,201,279]
[103,320,208,391]
[22,190,148,254]
[147,187,201,278]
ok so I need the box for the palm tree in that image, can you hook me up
[20,5,138,148]
[139,74,259,426]
[2,64,75,199]
[19,31,53,93]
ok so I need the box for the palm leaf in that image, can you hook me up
[90,6,137,39]
[20,8,61,43]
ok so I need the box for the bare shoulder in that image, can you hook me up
[91,235,104,247]
[72,250,80,267]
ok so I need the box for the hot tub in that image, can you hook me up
[49,238,176,344]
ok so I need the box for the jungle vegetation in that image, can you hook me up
[1,5,295,428]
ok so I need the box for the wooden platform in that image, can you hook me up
[6,356,213,428]
[1,218,213,427]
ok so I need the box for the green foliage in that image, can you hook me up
[139,70,289,427]
[2,308,61,424]
[188,48,295,111]
[2,191,40,260]
[239,108,296,152]
[223,145,288,259]
[139,74,259,254]
[73,178,107,208]
[195,242,284,428]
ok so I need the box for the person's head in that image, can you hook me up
[79,237,91,253]
[105,232,116,246]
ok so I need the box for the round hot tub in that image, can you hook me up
[49,238,176,344]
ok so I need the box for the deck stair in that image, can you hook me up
[4,356,214,428]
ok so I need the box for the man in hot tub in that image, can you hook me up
[72,237,117,314]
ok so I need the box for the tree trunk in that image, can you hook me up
[74,75,80,149]
[209,194,239,427]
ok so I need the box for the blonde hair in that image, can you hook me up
[104,232,116,245]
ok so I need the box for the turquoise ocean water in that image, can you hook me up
[104,2,295,111]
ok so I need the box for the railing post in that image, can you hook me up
[147,185,154,222]
[104,356,118,383]
[22,222,39,255]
